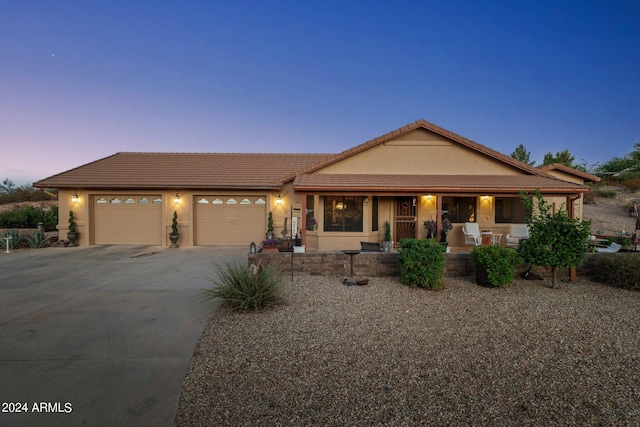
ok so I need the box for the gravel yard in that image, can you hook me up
[174,275,640,426]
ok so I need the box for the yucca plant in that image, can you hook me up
[26,230,51,248]
[205,261,285,310]
[0,229,26,250]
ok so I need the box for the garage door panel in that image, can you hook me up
[195,196,265,245]
[94,195,162,245]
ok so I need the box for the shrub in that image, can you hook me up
[622,177,640,192]
[0,229,26,250]
[590,254,640,291]
[398,238,446,290]
[0,205,58,230]
[591,189,617,199]
[26,231,51,248]
[470,245,522,287]
[205,261,285,310]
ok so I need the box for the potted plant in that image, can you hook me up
[260,238,279,252]
[307,217,318,231]
[424,220,437,239]
[267,211,274,239]
[67,210,78,247]
[439,218,453,244]
[470,245,522,287]
[169,211,179,248]
[383,221,392,252]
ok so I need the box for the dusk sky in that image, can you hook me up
[2,1,639,185]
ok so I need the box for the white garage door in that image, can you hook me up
[195,195,266,245]
[94,195,163,245]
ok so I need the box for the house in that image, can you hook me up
[34,119,599,249]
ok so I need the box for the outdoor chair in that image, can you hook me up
[596,242,622,253]
[506,224,530,248]
[462,222,481,246]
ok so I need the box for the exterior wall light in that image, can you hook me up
[173,194,180,204]
[71,194,79,203]
[276,195,282,205]
[364,196,369,206]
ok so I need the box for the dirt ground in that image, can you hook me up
[583,189,640,236]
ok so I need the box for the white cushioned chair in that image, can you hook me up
[506,224,530,248]
[462,222,481,246]
[596,242,622,253]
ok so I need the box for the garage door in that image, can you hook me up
[94,195,163,245]
[195,195,266,245]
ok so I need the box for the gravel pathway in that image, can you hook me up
[174,275,640,426]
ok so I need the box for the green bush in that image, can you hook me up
[26,231,51,248]
[205,261,285,310]
[470,245,522,287]
[398,238,446,290]
[591,189,617,199]
[622,177,640,192]
[590,254,640,291]
[0,229,26,250]
[0,205,58,231]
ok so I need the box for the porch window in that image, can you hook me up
[306,195,316,230]
[323,196,363,232]
[495,197,528,223]
[371,196,379,231]
[442,196,476,223]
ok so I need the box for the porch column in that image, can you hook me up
[301,195,307,246]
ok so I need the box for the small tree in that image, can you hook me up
[398,238,446,289]
[510,144,535,166]
[519,192,591,288]
[171,211,179,234]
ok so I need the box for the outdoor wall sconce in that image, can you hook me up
[276,195,283,205]
[173,194,180,204]
[481,195,491,203]
[250,242,256,254]
[412,197,417,207]
[71,194,79,204]
[364,196,369,206]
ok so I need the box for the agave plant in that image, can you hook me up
[26,230,51,248]
[0,229,26,250]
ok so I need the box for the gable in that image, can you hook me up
[315,129,521,176]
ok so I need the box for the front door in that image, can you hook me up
[395,197,417,243]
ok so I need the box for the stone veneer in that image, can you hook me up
[248,252,473,277]
[247,252,631,279]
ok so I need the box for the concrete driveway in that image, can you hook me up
[0,245,246,427]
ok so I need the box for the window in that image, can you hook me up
[124,197,135,204]
[110,197,121,204]
[139,197,149,204]
[152,197,162,204]
[240,198,251,205]
[226,198,237,204]
[255,198,266,205]
[495,197,528,223]
[371,196,379,231]
[197,198,209,204]
[306,195,316,230]
[96,197,107,204]
[442,197,476,223]
[323,196,363,232]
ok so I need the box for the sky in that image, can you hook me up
[2,0,639,185]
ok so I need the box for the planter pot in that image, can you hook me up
[169,232,179,248]
[67,231,78,247]
[383,241,392,253]
[261,246,278,253]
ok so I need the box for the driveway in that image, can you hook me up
[0,245,246,427]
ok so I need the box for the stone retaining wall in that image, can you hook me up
[248,252,473,277]
[248,251,639,278]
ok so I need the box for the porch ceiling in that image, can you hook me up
[293,174,589,194]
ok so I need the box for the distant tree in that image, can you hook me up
[542,149,576,167]
[519,192,591,289]
[1,178,15,194]
[511,144,535,165]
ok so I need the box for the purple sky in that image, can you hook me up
[2,1,639,185]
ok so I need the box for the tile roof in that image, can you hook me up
[280,119,551,182]
[538,163,601,182]
[34,152,332,189]
[293,174,588,194]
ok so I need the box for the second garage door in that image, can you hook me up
[195,195,266,245]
